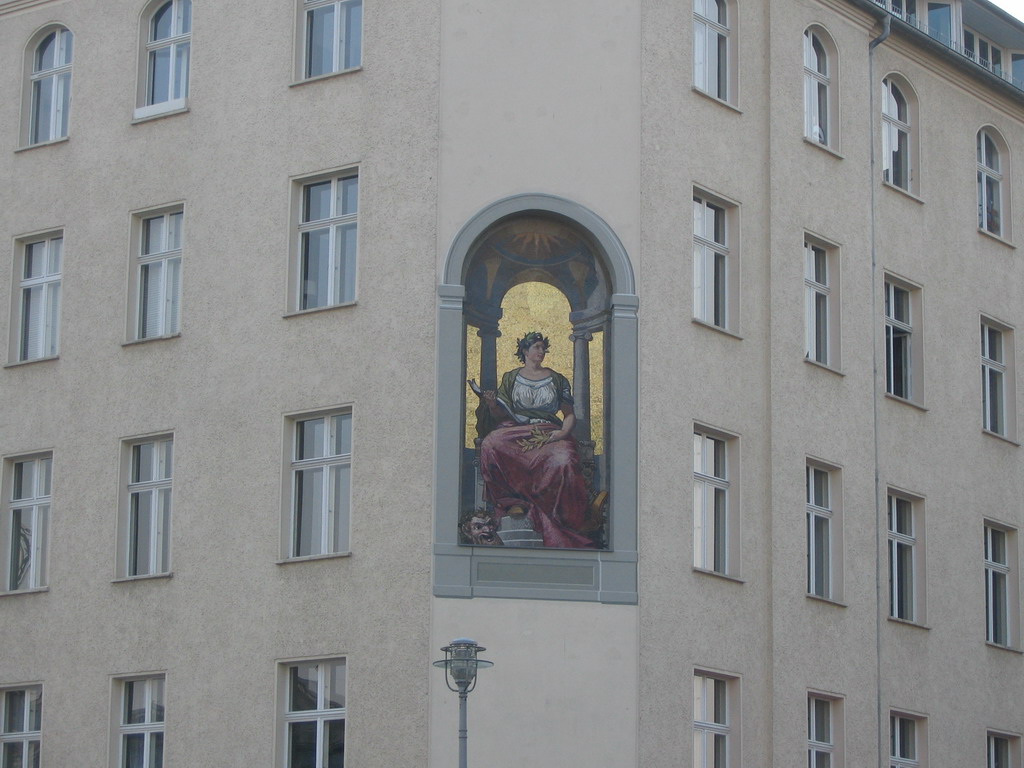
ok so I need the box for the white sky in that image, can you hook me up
[989,0,1024,21]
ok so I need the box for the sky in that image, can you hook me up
[990,0,1024,21]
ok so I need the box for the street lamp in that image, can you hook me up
[433,638,493,768]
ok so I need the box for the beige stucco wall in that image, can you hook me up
[0,0,441,765]
[2,0,1024,766]
[430,598,638,767]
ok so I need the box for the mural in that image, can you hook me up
[460,216,611,549]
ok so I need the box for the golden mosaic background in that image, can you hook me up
[466,282,604,451]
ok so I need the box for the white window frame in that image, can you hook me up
[876,0,918,23]
[890,713,924,768]
[804,28,835,147]
[808,694,843,768]
[693,427,738,576]
[130,205,184,341]
[693,0,733,103]
[284,410,353,559]
[987,732,1020,768]
[981,318,1015,439]
[884,275,923,404]
[11,231,62,364]
[977,129,1007,238]
[2,453,52,593]
[985,522,1018,648]
[807,460,843,601]
[117,436,173,579]
[882,76,917,194]
[804,235,841,369]
[1,685,42,768]
[290,169,360,313]
[887,490,925,624]
[298,0,363,81]
[278,657,346,768]
[693,189,738,333]
[693,670,738,768]
[965,28,1005,75]
[134,0,191,120]
[24,26,73,147]
[113,675,165,768]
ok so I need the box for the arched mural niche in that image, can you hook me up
[434,193,638,604]
[461,215,612,549]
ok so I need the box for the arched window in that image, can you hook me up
[803,28,835,147]
[882,76,917,193]
[136,0,191,119]
[978,129,1007,237]
[693,0,734,103]
[27,27,73,146]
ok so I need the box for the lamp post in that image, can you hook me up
[433,638,493,768]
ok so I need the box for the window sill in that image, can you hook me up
[132,100,189,123]
[804,357,844,376]
[977,228,1015,249]
[692,566,745,584]
[122,333,182,347]
[15,136,69,153]
[4,355,59,369]
[283,301,357,318]
[882,180,924,204]
[692,318,743,340]
[0,587,49,598]
[884,392,928,411]
[691,86,742,114]
[802,136,843,159]
[277,552,352,565]
[982,428,1020,446]
[805,593,847,607]
[887,616,930,630]
[112,572,173,584]
[986,641,1024,654]
[289,66,363,88]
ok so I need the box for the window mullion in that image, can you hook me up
[335,1,346,73]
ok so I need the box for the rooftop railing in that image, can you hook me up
[871,0,1024,92]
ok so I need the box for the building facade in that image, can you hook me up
[1,0,1024,765]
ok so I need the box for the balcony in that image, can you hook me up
[870,0,1024,93]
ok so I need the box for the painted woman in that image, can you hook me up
[472,331,594,548]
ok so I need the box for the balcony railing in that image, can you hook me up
[871,0,1024,92]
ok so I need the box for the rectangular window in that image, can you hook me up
[884,276,922,403]
[804,237,840,368]
[890,713,924,768]
[120,438,173,578]
[134,208,183,340]
[117,676,165,768]
[981,320,1015,438]
[303,0,362,79]
[693,429,734,575]
[281,658,346,768]
[288,412,352,558]
[693,671,735,768]
[1,685,42,768]
[13,233,62,362]
[985,523,1017,647]
[965,28,1004,74]
[988,733,1019,768]
[294,171,359,312]
[693,191,737,332]
[888,492,924,623]
[3,455,51,592]
[807,462,842,600]
[808,696,838,768]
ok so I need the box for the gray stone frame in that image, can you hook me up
[434,194,639,604]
